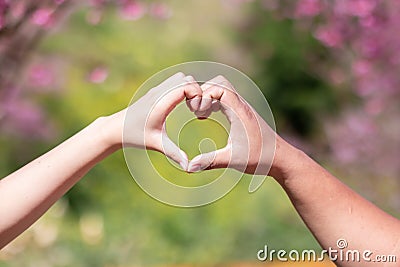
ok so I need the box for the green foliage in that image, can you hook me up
[239,4,337,137]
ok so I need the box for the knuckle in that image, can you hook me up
[207,160,216,170]
[216,75,226,81]
[175,72,185,78]
[216,86,224,96]
[185,75,194,81]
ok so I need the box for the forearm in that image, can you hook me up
[271,138,400,266]
[0,116,121,249]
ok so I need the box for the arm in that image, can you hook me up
[189,75,400,266]
[272,140,400,266]
[0,72,202,249]
[0,116,119,249]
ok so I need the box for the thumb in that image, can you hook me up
[187,147,230,173]
[160,133,188,170]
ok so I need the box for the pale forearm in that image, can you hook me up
[0,116,120,248]
[0,73,200,249]
[272,138,400,266]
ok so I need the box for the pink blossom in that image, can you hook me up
[364,97,384,115]
[334,0,377,17]
[328,68,346,85]
[346,112,376,136]
[261,0,279,11]
[1,98,52,138]
[4,101,43,128]
[10,2,26,20]
[352,36,376,57]
[31,8,54,27]
[86,9,102,25]
[314,25,343,47]
[0,0,7,29]
[28,64,55,88]
[326,111,378,164]
[0,14,4,30]
[331,142,358,164]
[149,2,172,20]
[352,59,371,77]
[272,0,400,179]
[119,1,146,21]
[221,0,254,6]
[88,67,108,84]
[355,77,379,97]
[347,0,377,17]
[295,0,322,17]
[0,0,9,12]
[360,15,377,28]
[89,0,106,7]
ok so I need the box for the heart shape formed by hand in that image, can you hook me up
[123,71,276,200]
[151,74,275,177]
[123,62,278,207]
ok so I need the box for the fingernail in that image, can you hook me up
[185,75,195,84]
[188,164,202,173]
[195,110,211,120]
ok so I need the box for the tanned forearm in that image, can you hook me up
[271,137,400,266]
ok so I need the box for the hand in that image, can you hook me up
[112,72,202,169]
[187,75,276,175]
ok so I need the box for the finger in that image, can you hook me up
[184,75,202,112]
[201,76,241,116]
[187,147,230,172]
[195,79,225,119]
[152,75,202,126]
[151,73,201,104]
[200,75,235,92]
[153,72,186,94]
[194,99,221,119]
[202,80,240,103]
[194,75,234,119]
[194,96,213,119]
[161,133,189,170]
[162,75,202,111]
[198,97,213,112]
[211,100,221,112]
[201,84,242,122]
[183,75,202,100]
[147,72,186,98]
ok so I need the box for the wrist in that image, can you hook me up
[269,136,308,184]
[92,111,125,152]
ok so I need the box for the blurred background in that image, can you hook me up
[0,0,399,266]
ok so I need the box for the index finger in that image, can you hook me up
[151,75,202,126]
[201,75,241,106]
